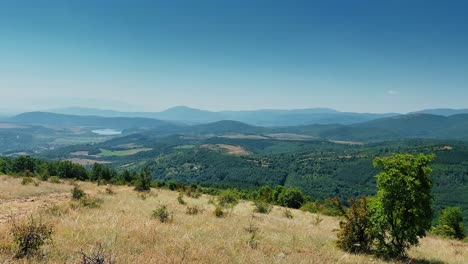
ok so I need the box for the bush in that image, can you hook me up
[277,187,305,209]
[11,217,53,259]
[431,207,465,240]
[253,200,272,214]
[21,177,38,186]
[79,243,113,264]
[283,209,293,219]
[214,206,224,218]
[105,186,115,195]
[79,196,103,208]
[185,185,202,198]
[185,205,200,215]
[300,201,321,213]
[48,176,61,184]
[167,181,178,191]
[336,197,373,254]
[177,193,186,205]
[72,186,86,200]
[217,189,240,208]
[256,185,273,203]
[152,205,172,223]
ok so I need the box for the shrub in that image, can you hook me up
[245,215,260,249]
[105,185,115,195]
[283,209,293,219]
[431,207,465,239]
[177,193,186,205]
[217,189,240,208]
[48,176,61,184]
[80,196,103,208]
[272,185,285,204]
[21,177,38,186]
[336,197,373,254]
[72,186,86,200]
[185,205,200,215]
[214,206,224,218]
[152,205,172,223]
[277,187,305,209]
[253,200,272,214]
[185,185,202,198]
[300,201,321,214]
[312,214,323,226]
[11,217,53,259]
[256,185,273,203]
[79,243,113,264]
[167,181,178,191]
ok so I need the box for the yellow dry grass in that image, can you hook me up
[0,175,466,263]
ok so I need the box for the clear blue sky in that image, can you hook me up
[1,0,467,113]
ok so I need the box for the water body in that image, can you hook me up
[91,129,122,136]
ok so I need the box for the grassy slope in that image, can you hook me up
[0,176,466,263]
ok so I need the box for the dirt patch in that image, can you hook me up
[265,133,317,141]
[67,158,111,166]
[70,151,90,156]
[201,144,250,156]
[0,123,27,129]
[329,140,364,145]
[221,134,268,140]
[117,143,142,149]
[0,193,69,224]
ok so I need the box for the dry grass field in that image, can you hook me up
[0,175,466,263]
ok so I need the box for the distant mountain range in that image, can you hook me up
[45,106,400,126]
[409,108,468,116]
[4,111,468,144]
[8,112,180,131]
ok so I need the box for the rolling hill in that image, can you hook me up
[333,114,468,141]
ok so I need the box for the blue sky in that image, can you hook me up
[0,0,467,113]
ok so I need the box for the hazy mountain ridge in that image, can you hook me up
[6,111,468,142]
[9,112,182,130]
[46,106,399,126]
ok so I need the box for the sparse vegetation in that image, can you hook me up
[21,177,38,186]
[0,174,466,263]
[79,196,103,208]
[185,205,200,215]
[283,208,293,219]
[152,205,172,223]
[177,193,186,205]
[253,200,272,214]
[79,243,113,264]
[217,189,240,208]
[48,176,61,184]
[336,196,373,254]
[72,185,86,200]
[10,217,53,259]
[213,206,224,218]
[105,185,115,195]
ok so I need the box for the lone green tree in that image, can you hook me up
[371,153,435,258]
